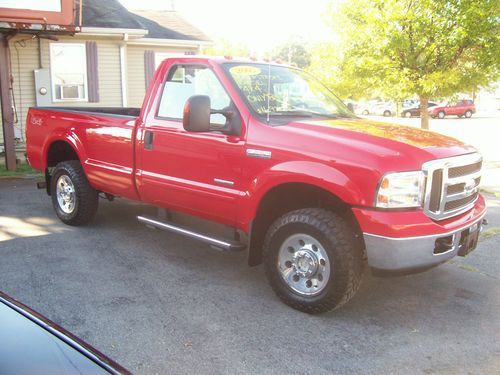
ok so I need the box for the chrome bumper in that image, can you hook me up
[363,214,486,272]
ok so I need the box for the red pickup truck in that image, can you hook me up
[26,57,486,313]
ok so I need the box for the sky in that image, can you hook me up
[119,0,332,52]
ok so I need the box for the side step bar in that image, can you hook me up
[137,215,246,252]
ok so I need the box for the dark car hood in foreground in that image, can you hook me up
[0,292,130,375]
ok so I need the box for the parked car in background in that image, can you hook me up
[401,101,438,117]
[370,101,396,116]
[357,100,395,116]
[429,100,476,119]
[354,100,380,115]
[0,291,130,375]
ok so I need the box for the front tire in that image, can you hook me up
[438,111,445,119]
[404,111,412,118]
[51,161,98,226]
[464,110,472,118]
[383,110,391,117]
[263,208,365,314]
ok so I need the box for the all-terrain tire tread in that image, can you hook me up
[263,208,364,314]
[51,160,98,226]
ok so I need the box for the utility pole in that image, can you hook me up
[0,32,17,171]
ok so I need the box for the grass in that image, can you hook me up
[0,163,41,178]
[480,226,500,240]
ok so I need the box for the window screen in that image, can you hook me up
[50,43,87,101]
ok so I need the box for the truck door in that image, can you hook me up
[136,64,245,226]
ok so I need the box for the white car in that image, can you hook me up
[369,101,396,117]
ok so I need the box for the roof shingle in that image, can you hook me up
[77,0,210,42]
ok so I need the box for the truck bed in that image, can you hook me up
[36,106,141,118]
[27,106,139,200]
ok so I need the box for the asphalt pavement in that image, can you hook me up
[0,177,499,375]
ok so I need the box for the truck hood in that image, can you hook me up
[289,117,476,161]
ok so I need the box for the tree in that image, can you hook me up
[203,38,252,58]
[271,41,312,69]
[314,0,500,129]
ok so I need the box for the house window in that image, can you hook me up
[50,43,88,101]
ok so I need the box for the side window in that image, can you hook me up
[157,65,231,125]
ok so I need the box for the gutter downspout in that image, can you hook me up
[119,33,128,107]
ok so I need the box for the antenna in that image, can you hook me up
[266,63,271,124]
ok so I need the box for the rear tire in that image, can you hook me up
[404,111,412,118]
[362,110,369,115]
[51,161,98,226]
[464,110,472,118]
[438,111,445,119]
[383,110,391,117]
[263,208,365,314]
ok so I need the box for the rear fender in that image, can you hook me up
[42,130,87,171]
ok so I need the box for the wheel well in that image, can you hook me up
[47,141,79,167]
[248,183,362,266]
[45,141,80,195]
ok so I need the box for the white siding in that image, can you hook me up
[126,45,196,108]
[40,37,122,107]
[7,35,40,143]
[1,35,199,144]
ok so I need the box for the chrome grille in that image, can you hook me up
[423,153,482,220]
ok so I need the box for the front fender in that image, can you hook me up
[239,161,366,229]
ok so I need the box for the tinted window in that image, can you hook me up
[157,65,231,125]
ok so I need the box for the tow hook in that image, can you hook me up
[481,218,488,232]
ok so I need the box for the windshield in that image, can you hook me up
[223,63,354,121]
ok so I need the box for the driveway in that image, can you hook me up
[0,178,499,374]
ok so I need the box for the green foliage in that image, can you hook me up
[203,39,252,58]
[311,0,500,103]
[271,41,312,68]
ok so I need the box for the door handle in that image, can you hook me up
[144,130,154,150]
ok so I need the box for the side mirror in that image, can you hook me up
[183,95,211,132]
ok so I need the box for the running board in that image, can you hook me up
[137,215,246,252]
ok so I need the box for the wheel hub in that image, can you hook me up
[277,233,331,296]
[56,175,76,214]
[293,250,319,277]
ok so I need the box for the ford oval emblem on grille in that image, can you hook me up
[464,179,476,195]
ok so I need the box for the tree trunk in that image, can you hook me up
[419,95,429,130]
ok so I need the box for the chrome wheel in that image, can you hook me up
[56,175,76,214]
[277,233,331,296]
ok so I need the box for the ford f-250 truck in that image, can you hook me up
[26,57,486,313]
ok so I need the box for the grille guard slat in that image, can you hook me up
[422,153,482,220]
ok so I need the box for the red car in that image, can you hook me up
[429,100,476,119]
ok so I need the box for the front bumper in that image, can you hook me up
[353,195,487,273]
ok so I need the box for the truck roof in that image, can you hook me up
[162,55,293,68]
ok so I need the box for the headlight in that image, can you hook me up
[375,171,425,208]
